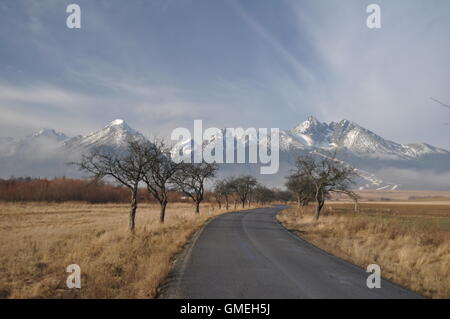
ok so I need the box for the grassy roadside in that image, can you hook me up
[277,203,450,298]
[0,201,255,298]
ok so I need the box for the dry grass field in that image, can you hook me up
[352,189,450,202]
[277,201,450,298]
[0,201,252,299]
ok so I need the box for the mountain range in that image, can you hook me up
[1,117,449,190]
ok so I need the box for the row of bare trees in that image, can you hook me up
[212,152,358,220]
[213,153,357,218]
[76,139,217,232]
[76,140,357,229]
[213,176,256,209]
[285,153,358,220]
[213,175,294,209]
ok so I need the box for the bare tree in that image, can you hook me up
[141,139,179,223]
[171,161,218,214]
[230,176,257,208]
[220,177,239,209]
[293,153,357,220]
[285,173,315,208]
[213,178,233,210]
[75,140,150,232]
[274,189,294,204]
[253,184,275,205]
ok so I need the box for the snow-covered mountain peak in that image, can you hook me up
[104,119,135,131]
[338,118,351,125]
[402,142,449,157]
[330,119,361,132]
[32,129,68,141]
[63,119,144,151]
[283,116,449,159]
[292,115,321,133]
[110,119,125,126]
[0,128,69,159]
[290,116,332,146]
[100,119,139,135]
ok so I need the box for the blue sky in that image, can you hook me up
[1,0,450,148]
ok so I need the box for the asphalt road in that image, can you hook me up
[160,206,421,299]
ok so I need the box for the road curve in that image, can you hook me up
[159,206,421,299]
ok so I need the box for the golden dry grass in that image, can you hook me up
[0,201,255,299]
[352,189,450,201]
[277,202,450,298]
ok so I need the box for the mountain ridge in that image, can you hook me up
[284,116,449,158]
[1,117,449,190]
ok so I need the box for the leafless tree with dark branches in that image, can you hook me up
[285,173,315,208]
[292,153,358,220]
[252,184,275,205]
[229,175,257,208]
[75,139,150,232]
[141,139,180,223]
[171,161,218,214]
[213,178,234,210]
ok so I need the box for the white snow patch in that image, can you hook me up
[110,119,124,126]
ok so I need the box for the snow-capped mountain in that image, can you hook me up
[184,116,448,161]
[0,129,68,159]
[171,116,450,189]
[281,116,449,159]
[0,119,142,178]
[63,119,144,152]
[291,116,333,147]
[1,117,450,190]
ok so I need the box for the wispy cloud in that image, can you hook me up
[287,0,450,147]
[229,0,314,84]
[0,0,449,149]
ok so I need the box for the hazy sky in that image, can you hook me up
[1,0,450,148]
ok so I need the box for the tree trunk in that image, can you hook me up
[314,199,324,220]
[297,195,301,207]
[225,198,229,210]
[129,189,138,232]
[234,200,237,209]
[314,202,320,220]
[159,200,167,223]
[217,201,222,209]
[195,201,200,214]
[242,200,245,208]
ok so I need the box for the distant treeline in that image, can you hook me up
[0,177,183,203]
